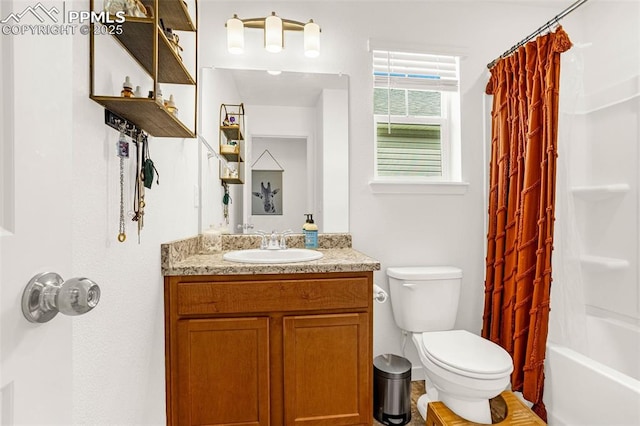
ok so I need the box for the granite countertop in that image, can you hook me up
[161,233,380,276]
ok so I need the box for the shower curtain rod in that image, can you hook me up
[486,0,589,69]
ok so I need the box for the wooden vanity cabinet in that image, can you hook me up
[164,272,374,426]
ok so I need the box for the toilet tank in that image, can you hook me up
[387,266,462,333]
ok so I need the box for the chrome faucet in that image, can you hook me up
[279,230,293,249]
[256,230,292,250]
[268,230,279,249]
[255,230,268,250]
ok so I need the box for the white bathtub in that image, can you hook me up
[544,316,640,426]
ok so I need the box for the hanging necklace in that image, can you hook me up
[132,132,146,243]
[117,128,129,242]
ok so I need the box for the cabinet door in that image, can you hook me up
[283,313,371,426]
[177,317,270,426]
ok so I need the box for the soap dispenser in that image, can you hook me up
[303,214,318,249]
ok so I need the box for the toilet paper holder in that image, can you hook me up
[373,284,388,303]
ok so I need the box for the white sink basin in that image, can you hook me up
[223,248,323,264]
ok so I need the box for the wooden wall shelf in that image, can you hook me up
[112,19,195,85]
[219,144,241,162]
[220,177,244,184]
[219,103,245,183]
[91,96,195,138]
[220,125,243,141]
[157,1,196,31]
[89,0,197,138]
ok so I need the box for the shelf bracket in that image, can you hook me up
[104,109,145,140]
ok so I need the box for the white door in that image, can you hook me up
[1,1,75,422]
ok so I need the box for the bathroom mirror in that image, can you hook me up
[210,68,349,233]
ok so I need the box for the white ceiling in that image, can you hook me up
[218,68,349,107]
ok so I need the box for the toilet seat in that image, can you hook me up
[418,330,513,380]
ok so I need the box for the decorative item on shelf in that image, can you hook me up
[134,85,143,97]
[104,0,146,17]
[121,76,134,97]
[156,87,163,105]
[164,28,184,61]
[226,12,320,57]
[126,0,147,17]
[220,140,238,155]
[223,163,238,179]
[103,0,122,15]
[159,18,184,61]
[141,1,154,17]
[147,89,163,105]
[165,95,178,116]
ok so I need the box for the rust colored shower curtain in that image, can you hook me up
[483,27,572,421]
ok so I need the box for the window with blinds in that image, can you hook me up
[373,49,460,180]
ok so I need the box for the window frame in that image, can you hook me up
[369,45,466,192]
[373,89,453,181]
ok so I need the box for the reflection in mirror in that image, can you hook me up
[210,68,349,234]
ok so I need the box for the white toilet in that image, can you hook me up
[387,266,513,424]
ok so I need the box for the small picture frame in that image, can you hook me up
[251,170,283,215]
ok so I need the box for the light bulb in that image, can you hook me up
[226,14,244,54]
[265,12,283,53]
[304,19,320,58]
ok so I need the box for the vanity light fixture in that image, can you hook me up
[226,12,321,57]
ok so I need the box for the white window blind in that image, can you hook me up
[373,50,459,92]
[373,49,460,181]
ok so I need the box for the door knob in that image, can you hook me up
[22,272,101,323]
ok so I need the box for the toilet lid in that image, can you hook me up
[420,330,513,379]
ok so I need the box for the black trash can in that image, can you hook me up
[373,354,412,425]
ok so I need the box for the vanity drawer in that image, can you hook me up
[176,276,370,316]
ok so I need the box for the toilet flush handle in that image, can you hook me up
[402,283,417,290]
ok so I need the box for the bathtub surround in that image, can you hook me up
[483,27,573,420]
[545,1,640,423]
